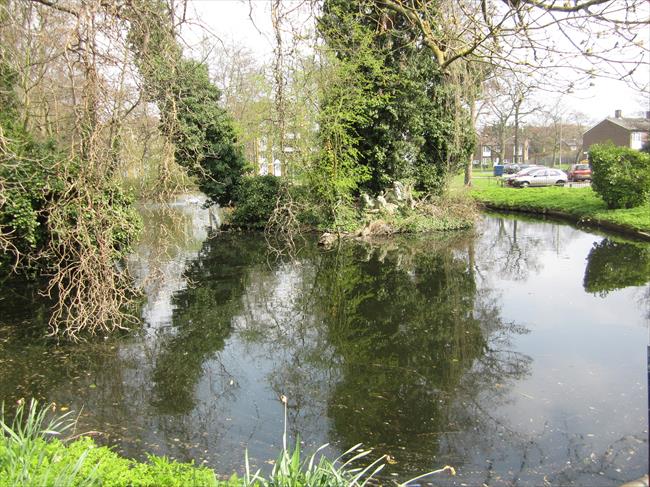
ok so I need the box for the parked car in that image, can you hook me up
[510,168,568,188]
[567,163,592,182]
[503,164,520,174]
[503,165,544,186]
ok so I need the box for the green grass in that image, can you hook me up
[450,174,650,235]
[1,399,455,486]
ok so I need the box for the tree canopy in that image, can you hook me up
[317,0,475,198]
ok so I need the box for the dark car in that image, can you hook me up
[567,163,592,182]
[503,164,520,174]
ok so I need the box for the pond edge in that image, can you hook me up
[479,202,650,242]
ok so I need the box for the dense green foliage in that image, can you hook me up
[128,1,246,207]
[0,126,66,264]
[0,399,215,486]
[163,59,247,207]
[309,29,382,224]
[0,400,217,487]
[589,144,650,209]
[317,0,475,196]
[288,12,389,228]
[229,176,282,228]
[0,436,219,487]
[0,434,400,487]
[465,178,650,234]
[0,61,61,265]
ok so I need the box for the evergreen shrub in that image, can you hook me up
[589,144,650,209]
[229,176,281,228]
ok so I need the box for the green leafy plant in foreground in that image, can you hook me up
[0,399,97,486]
[238,396,455,487]
[0,398,455,486]
[242,394,386,487]
[0,399,216,487]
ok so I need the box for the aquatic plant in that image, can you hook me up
[239,395,455,487]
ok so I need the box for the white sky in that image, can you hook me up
[183,0,649,124]
[182,1,276,58]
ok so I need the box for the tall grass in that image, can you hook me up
[242,394,386,486]
[240,395,455,487]
[0,399,97,486]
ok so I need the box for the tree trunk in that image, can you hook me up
[499,128,506,165]
[513,98,522,164]
[465,100,476,186]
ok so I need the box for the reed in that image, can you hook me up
[0,399,97,486]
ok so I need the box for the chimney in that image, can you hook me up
[614,109,622,118]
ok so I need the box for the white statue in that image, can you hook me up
[376,193,397,214]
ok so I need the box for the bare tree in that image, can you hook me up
[373,0,648,91]
[478,75,539,164]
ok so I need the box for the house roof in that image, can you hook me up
[603,117,650,132]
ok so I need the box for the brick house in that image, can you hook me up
[583,110,650,152]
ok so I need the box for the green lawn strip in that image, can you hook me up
[465,184,650,235]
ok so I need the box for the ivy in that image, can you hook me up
[128,1,246,207]
[318,0,475,197]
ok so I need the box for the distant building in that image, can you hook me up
[255,134,299,176]
[563,138,580,152]
[583,110,650,152]
[473,136,529,166]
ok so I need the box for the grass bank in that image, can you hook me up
[1,399,453,487]
[454,175,650,240]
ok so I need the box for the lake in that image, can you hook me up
[1,197,648,486]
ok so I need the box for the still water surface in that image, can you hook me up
[1,197,648,486]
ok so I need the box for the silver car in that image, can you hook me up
[510,168,568,188]
[503,165,543,186]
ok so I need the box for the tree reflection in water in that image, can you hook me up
[583,238,650,296]
[315,237,532,475]
[215,232,533,477]
[152,234,270,414]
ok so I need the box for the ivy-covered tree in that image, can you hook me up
[128,1,246,207]
[0,60,67,265]
[162,59,247,206]
[318,0,475,196]
[0,57,139,269]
